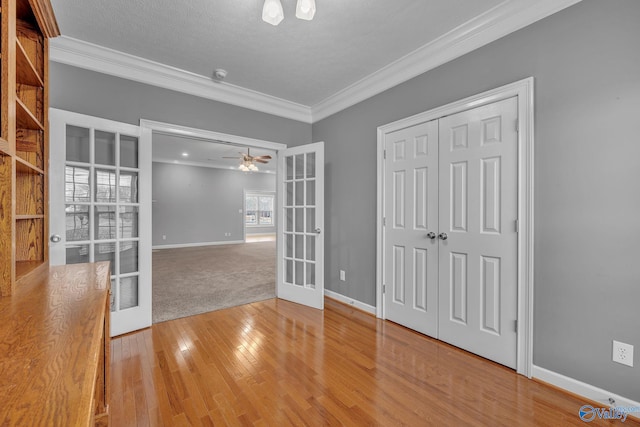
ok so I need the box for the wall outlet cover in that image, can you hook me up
[612,340,634,367]
[339,270,346,281]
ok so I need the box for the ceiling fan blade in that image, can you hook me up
[254,159,269,164]
[222,156,239,159]
[253,155,272,160]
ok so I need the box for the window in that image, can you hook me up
[246,193,275,226]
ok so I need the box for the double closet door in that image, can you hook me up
[384,97,518,368]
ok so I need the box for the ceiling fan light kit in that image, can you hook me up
[263,0,316,26]
[224,148,272,172]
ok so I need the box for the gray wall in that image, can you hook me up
[313,0,640,401]
[50,63,311,145]
[152,162,275,246]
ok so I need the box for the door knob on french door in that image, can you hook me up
[50,234,61,243]
[426,232,436,240]
[438,232,448,241]
[314,228,322,234]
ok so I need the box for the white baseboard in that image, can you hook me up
[533,365,640,421]
[324,289,376,315]
[152,240,244,250]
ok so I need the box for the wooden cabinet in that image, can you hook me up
[0,3,111,426]
[0,0,59,295]
[0,262,111,426]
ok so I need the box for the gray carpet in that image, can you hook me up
[152,241,276,323]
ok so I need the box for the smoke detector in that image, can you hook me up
[213,68,227,82]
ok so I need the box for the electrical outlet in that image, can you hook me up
[340,270,346,281]
[612,340,634,367]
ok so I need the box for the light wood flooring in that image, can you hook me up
[111,298,638,426]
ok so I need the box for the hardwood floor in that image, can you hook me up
[111,298,638,426]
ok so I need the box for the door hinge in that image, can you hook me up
[383,217,386,227]
[515,219,519,233]
[515,120,519,133]
[383,149,387,159]
[514,320,518,332]
[383,284,386,294]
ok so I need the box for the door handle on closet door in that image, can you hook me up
[438,232,448,241]
[426,232,436,240]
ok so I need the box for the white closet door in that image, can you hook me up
[437,97,519,368]
[384,120,439,336]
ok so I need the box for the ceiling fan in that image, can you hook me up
[223,148,272,171]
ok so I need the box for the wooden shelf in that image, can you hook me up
[16,98,44,130]
[16,39,44,87]
[16,214,45,220]
[2,0,58,299]
[0,139,9,155]
[15,260,46,280]
[15,155,44,175]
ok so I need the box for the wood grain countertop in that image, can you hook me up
[0,262,110,426]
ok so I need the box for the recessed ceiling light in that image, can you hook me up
[182,152,189,157]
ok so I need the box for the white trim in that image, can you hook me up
[311,0,580,121]
[152,240,244,250]
[324,290,376,315]
[140,119,287,151]
[50,36,312,124]
[50,2,581,123]
[533,365,640,421]
[376,77,535,377]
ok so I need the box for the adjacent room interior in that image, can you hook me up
[151,132,277,323]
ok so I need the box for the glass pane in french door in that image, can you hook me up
[64,125,140,313]
[283,152,317,289]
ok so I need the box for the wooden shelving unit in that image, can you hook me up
[0,0,59,294]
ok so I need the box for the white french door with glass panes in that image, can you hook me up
[277,142,324,309]
[49,109,150,337]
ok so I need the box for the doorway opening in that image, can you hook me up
[143,121,286,323]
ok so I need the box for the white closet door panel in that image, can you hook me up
[384,120,439,337]
[438,97,519,368]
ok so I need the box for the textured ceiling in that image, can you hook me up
[49,0,504,106]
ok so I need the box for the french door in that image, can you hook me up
[384,97,518,368]
[49,109,151,337]
[276,142,324,309]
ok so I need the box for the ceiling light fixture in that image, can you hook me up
[262,0,316,26]
[295,0,316,20]
[262,0,284,26]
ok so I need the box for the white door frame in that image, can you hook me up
[376,78,535,377]
[139,119,287,314]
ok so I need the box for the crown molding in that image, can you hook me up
[49,36,313,123]
[310,0,583,122]
[50,0,582,124]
